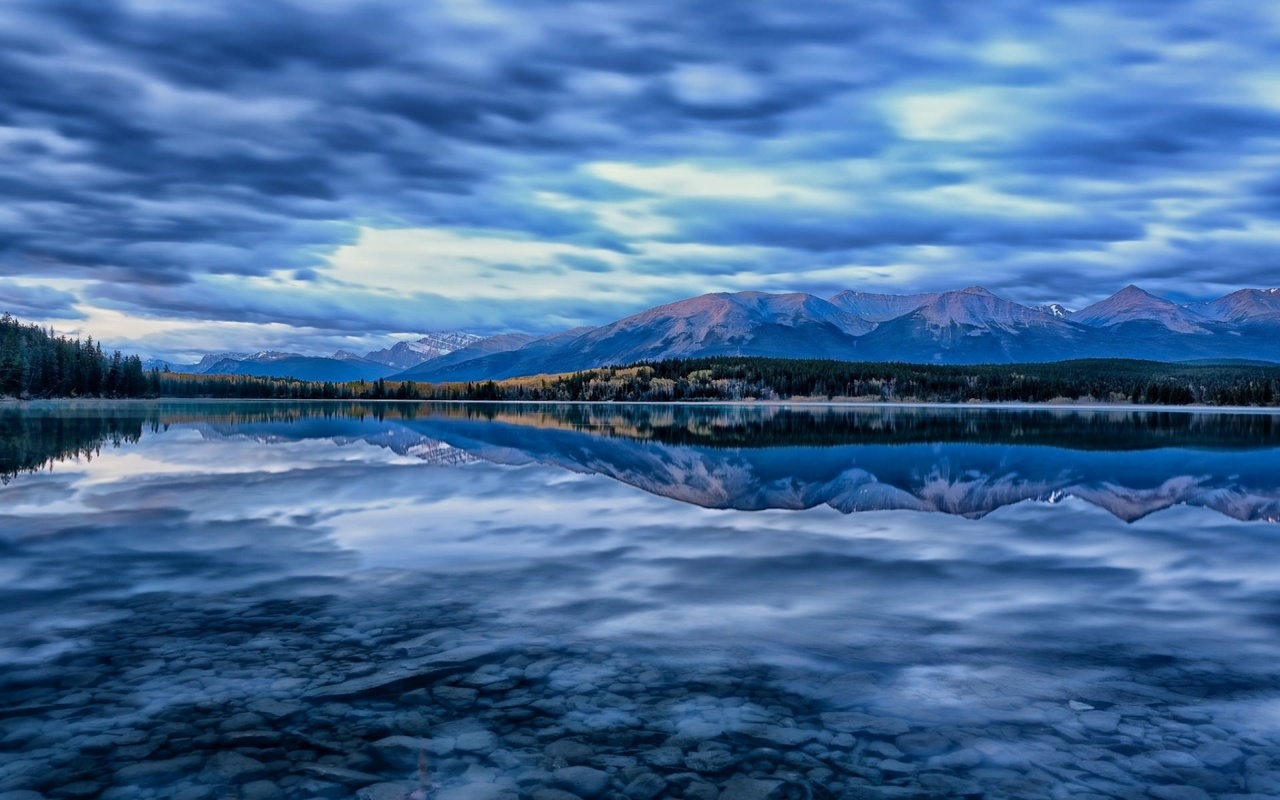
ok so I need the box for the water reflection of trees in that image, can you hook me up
[421,403,1279,450]
[0,408,148,483]
[2,402,1278,485]
[0,403,433,482]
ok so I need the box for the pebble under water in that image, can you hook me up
[1,402,1279,800]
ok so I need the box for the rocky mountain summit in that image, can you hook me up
[361,333,486,371]
[1070,285,1212,334]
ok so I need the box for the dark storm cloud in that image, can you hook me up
[1,0,1279,347]
[0,282,84,320]
[82,275,639,341]
[0,1,999,271]
[665,200,1146,252]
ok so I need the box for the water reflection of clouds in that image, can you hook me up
[4,409,1280,746]
[42,440,1280,678]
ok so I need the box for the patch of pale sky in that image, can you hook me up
[71,308,239,350]
[74,307,397,362]
[775,262,936,292]
[587,162,846,205]
[1240,73,1280,112]
[913,184,1074,217]
[886,88,1040,142]
[533,191,675,238]
[565,70,648,98]
[324,227,626,300]
[143,81,314,129]
[21,158,124,186]
[0,125,88,157]
[977,40,1050,67]
[119,0,204,14]
[631,241,774,263]
[668,64,764,108]
[5,276,86,294]
[538,110,636,145]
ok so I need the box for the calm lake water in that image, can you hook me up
[2,401,1279,800]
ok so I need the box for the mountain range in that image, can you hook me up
[392,284,1280,382]
[148,333,493,381]
[158,285,1280,383]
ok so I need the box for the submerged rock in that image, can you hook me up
[550,766,611,799]
[623,772,666,800]
[306,645,503,700]
[356,783,421,800]
[199,752,269,784]
[819,712,910,737]
[718,775,784,800]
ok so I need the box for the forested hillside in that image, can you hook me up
[0,314,156,398]
[156,357,1280,407]
[420,357,1280,406]
[4,312,1278,406]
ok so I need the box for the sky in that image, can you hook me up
[2,0,1280,359]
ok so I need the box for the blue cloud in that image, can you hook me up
[662,199,1145,252]
[0,282,84,320]
[0,0,1278,349]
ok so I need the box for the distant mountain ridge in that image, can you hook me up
[1070,285,1212,334]
[395,284,1280,382]
[1187,288,1280,322]
[195,354,394,383]
[157,331,494,381]
[151,285,1280,383]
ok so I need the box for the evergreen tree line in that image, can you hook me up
[449,402,1280,451]
[157,374,426,400]
[4,313,1278,406]
[416,357,1280,407]
[0,314,155,398]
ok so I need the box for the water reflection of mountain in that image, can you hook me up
[7,402,1280,522]
[398,413,1280,523]
[188,403,1280,524]
[193,419,482,467]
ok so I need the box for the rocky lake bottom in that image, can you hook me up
[2,402,1279,800]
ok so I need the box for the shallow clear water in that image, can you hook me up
[2,401,1279,800]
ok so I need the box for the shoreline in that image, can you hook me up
[5,396,1280,415]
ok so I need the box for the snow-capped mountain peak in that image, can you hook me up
[1034,303,1071,318]
[361,331,485,370]
[403,332,482,356]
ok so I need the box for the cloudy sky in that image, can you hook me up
[2,0,1280,358]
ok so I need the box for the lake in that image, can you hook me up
[1,401,1279,800]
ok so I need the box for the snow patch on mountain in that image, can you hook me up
[361,332,485,370]
[1035,303,1071,318]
